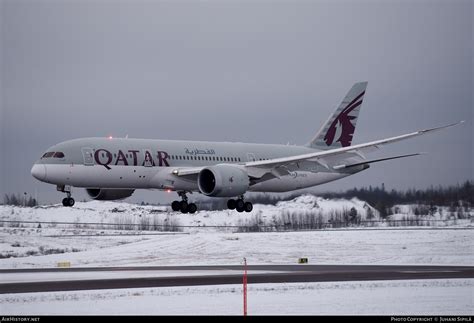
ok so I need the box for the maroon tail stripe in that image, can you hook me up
[344,91,365,112]
[344,99,363,115]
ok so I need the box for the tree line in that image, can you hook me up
[3,193,38,207]
[248,180,473,217]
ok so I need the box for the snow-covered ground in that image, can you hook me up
[1,229,473,268]
[0,196,472,268]
[1,196,383,232]
[1,196,470,234]
[0,197,472,315]
[1,279,472,315]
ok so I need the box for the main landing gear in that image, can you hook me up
[227,196,253,213]
[171,191,197,214]
[58,185,75,207]
[170,193,253,214]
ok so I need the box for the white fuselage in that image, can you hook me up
[31,137,358,193]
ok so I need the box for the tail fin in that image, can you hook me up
[307,82,368,150]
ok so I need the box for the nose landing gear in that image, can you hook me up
[58,185,75,207]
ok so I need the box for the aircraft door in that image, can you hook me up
[82,148,94,166]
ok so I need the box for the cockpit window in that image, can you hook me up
[53,152,65,158]
[41,152,55,158]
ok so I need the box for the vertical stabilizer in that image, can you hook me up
[307,82,368,150]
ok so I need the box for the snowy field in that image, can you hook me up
[1,279,472,315]
[2,196,471,233]
[0,228,473,269]
[1,196,472,268]
[0,197,472,315]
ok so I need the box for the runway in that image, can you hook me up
[1,265,472,294]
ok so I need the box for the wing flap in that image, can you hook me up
[332,153,423,170]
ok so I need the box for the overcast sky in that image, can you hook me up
[1,0,472,204]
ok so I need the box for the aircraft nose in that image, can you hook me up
[31,163,46,181]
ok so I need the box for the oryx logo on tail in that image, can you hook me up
[307,81,368,150]
[323,91,365,147]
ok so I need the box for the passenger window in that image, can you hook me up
[53,152,65,158]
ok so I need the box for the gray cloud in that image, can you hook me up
[1,0,472,204]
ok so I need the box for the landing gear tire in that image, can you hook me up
[171,201,181,211]
[173,191,198,214]
[67,198,75,207]
[62,197,74,207]
[180,201,189,213]
[227,199,236,210]
[231,197,252,213]
[58,185,74,207]
[188,203,197,214]
[236,199,245,210]
[244,202,253,213]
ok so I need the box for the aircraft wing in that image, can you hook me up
[244,121,463,178]
[172,121,462,179]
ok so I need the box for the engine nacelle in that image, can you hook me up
[85,188,135,201]
[198,165,249,197]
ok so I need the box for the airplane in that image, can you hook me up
[31,82,462,213]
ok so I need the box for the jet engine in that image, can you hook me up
[85,188,135,201]
[198,165,249,197]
